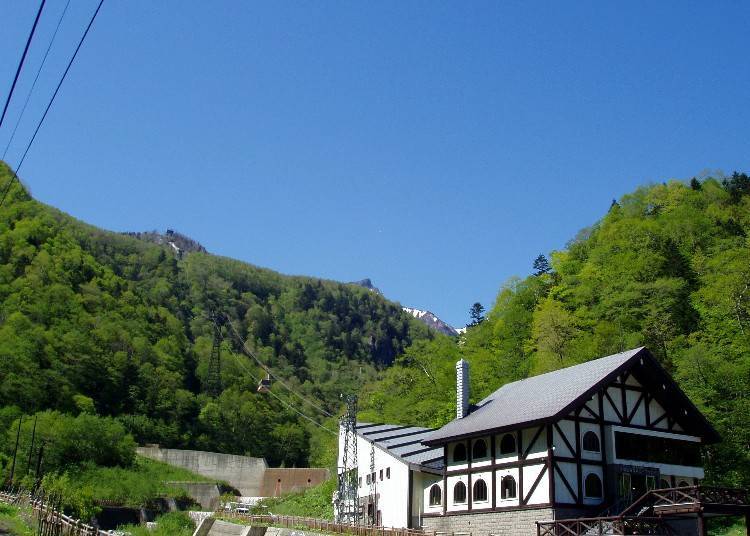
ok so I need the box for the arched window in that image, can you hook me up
[429,484,442,506]
[472,439,487,459]
[453,481,467,503]
[473,479,487,502]
[500,434,516,455]
[500,475,517,499]
[583,431,600,452]
[585,473,603,498]
[453,443,467,462]
[678,480,690,488]
[659,479,670,489]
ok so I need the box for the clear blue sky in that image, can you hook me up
[1,1,749,326]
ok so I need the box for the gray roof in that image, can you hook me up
[357,423,444,472]
[423,347,646,445]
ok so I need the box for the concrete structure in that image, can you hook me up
[137,447,329,500]
[167,482,222,510]
[138,447,268,496]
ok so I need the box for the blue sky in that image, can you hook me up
[1,1,749,326]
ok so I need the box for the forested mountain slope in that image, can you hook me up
[0,162,431,467]
[360,174,750,486]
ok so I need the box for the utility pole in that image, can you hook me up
[207,312,223,398]
[9,416,22,483]
[337,394,359,525]
[26,414,37,475]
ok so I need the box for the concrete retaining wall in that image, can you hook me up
[137,447,267,496]
[168,482,222,509]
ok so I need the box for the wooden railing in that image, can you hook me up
[222,511,425,536]
[0,488,112,535]
[537,486,749,536]
[536,516,673,536]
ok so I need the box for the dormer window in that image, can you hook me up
[472,439,487,459]
[453,443,467,462]
[499,433,516,455]
[583,431,600,452]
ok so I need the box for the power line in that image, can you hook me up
[0,0,105,209]
[0,0,47,130]
[3,0,72,161]
[224,316,335,418]
[219,332,337,436]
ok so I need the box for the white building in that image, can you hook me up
[336,347,721,534]
[336,422,444,528]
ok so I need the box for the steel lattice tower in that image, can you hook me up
[206,314,223,398]
[337,394,360,525]
[369,442,377,525]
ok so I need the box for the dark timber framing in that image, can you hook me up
[426,348,717,519]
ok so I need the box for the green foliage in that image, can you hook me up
[0,161,430,465]
[119,511,195,536]
[0,503,34,536]
[362,176,750,487]
[254,477,336,519]
[1,411,135,479]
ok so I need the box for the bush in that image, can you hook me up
[2,411,136,475]
[120,511,195,536]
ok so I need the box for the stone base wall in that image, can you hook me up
[421,507,555,536]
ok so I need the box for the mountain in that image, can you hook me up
[0,162,430,467]
[123,229,206,257]
[361,174,750,487]
[402,307,459,337]
[350,279,459,336]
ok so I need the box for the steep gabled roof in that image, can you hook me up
[423,347,720,445]
[357,423,444,473]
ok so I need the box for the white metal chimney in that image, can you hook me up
[456,359,470,419]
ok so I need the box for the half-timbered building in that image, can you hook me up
[335,347,726,534]
[418,347,720,534]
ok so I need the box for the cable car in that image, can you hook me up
[257,373,271,393]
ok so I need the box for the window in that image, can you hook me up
[659,478,670,489]
[429,484,442,506]
[386,468,390,479]
[500,476,517,499]
[614,431,701,466]
[358,477,362,488]
[453,443,467,463]
[499,434,516,455]
[453,481,467,503]
[678,480,690,488]
[366,474,370,485]
[473,479,488,502]
[472,439,487,459]
[585,473,603,498]
[379,469,383,481]
[583,431,600,452]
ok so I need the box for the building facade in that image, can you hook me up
[336,347,719,534]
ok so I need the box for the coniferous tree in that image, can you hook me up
[468,302,485,327]
[532,254,551,276]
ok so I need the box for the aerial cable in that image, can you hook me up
[3,0,73,161]
[224,316,335,418]
[0,0,105,209]
[0,0,47,130]
[220,338,337,436]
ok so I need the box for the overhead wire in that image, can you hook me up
[0,0,105,209]
[3,0,73,161]
[215,319,337,436]
[0,0,47,130]
[223,315,335,418]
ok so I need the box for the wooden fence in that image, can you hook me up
[0,489,113,536]
[222,512,428,536]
